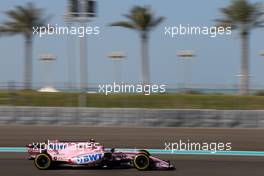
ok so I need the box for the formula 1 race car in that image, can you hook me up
[27,139,174,171]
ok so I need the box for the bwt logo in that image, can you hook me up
[76,153,103,164]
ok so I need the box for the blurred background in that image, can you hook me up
[0,0,264,108]
[1,1,264,176]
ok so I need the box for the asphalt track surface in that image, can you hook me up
[0,125,264,176]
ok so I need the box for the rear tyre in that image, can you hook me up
[102,153,113,169]
[133,153,150,171]
[34,153,52,170]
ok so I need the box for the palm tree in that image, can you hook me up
[0,3,49,89]
[216,0,264,95]
[110,6,164,86]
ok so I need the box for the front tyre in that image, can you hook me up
[138,149,151,156]
[34,153,52,170]
[133,154,150,171]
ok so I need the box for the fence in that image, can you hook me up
[0,106,263,128]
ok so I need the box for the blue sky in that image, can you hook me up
[0,0,263,88]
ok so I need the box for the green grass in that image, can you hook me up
[1,91,264,109]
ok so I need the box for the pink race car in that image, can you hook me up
[27,139,174,171]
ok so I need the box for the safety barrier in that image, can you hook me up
[0,106,263,128]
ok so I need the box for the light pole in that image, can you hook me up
[259,50,264,90]
[177,50,195,92]
[108,52,125,83]
[66,0,97,107]
[64,19,76,91]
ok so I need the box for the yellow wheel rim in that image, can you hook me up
[34,154,51,170]
[134,154,150,170]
